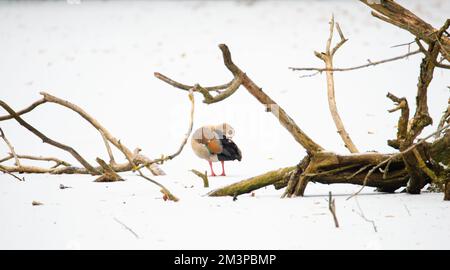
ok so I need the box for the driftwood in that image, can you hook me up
[156,0,450,200]
[0,90,195,201]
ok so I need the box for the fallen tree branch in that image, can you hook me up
[0,100,99,175]
[209,166,296,197]
[0,98,46,121]
[39,92,163,176]
[117,141,179,202]
[100,130,116,165]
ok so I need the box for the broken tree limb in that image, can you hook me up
[0,165,25,181]
[0,98,46,122]
[208,166,296,197]
[313,16,359,153]
[117,140,179,202]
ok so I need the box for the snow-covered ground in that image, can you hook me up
[0,0,449,249]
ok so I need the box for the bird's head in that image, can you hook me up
[215,123,235,139]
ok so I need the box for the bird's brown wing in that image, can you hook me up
[206,139,223,154]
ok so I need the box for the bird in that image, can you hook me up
[191,123,242,176]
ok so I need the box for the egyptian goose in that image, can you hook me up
[191,123,242,176]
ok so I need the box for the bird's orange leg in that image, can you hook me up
[220,161,226,176]
[208,161,217,177]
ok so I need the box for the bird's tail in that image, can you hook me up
[217,138,242,161]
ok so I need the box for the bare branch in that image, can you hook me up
[289,50,420,73]
[309,16,359,153]
[0,165,24,181]
[0,98,46,121]
[39,92,163,176]
[359,0,450,62]
[100,130,116,165]
[0,128,20,166]
[328,191,339,228]
[0,100,99,175]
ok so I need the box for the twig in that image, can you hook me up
[117,141,179,202]
[289,50,420,73]
[391,40,415,49]
[154,72,232,92]
[0,98,46,121]
[0,153,71,168]
[353,197,377,233]
[0,165,25,181]
[100,130,116,165]
[311,16,359,153]
[113,217,139,239]
[0,128,20,166]
[190,169,209,188]
[328,191,340,228]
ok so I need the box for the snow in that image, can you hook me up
[0,0,449,249]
